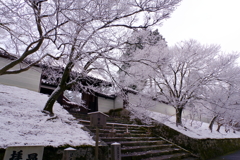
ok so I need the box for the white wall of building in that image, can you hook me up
[127,92,210,122]
[114,92,176,115]
[98,97,115,113]
[127,92,176,115]
[148,102,175,115]
[114,95,124,109]
[0,57,42,92]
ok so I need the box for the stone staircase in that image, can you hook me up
[71,112,199,160]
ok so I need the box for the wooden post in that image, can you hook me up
[124,125,130,135]
[111,124,115,132]
[95,126,99,160]
[88,112,109,160]
[109,124,116,137]
[147,127,151,135]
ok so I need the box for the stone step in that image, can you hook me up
[106,140,167,147]
[73,113,134,124]
[82,123,147,130]
[99,133,150,137]
[100,137,161,142]
[142,152,198,160]
[121,147,183,160]
[106,118,134,124]
[79,120,150,128]
[89,128,147,134]
[121,144,174,153]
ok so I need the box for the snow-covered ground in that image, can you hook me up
[0,84,94,149]
[149,111,240,139]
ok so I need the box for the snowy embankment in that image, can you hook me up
[0,84,94,149]
[149,111,240,139]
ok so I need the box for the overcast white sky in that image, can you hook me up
[159,0,240,53]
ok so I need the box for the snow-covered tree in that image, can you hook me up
[201,56,240,132]
[42,0,182,115]
[0,0,67,75]
[206,84,240,132]
[144,40,240,126]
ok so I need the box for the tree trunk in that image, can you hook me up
[120,89,129,109]
[43,61,74,115]
[123,92,129,109]
[209,115,218,132]
[176,107,183,127]
[43,86,65,115]
[216,123,223,132]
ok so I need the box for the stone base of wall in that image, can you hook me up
[0,145,109,160]
[152,122,240,160]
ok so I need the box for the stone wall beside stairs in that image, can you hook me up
[152,122,240,160]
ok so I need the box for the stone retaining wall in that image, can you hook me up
[152,122,240,160]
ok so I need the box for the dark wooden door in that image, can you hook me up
[82,93,98,112]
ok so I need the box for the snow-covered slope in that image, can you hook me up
[149,110,240,139]
[0,84,94,149]
[130,106,240,139]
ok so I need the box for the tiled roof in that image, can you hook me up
[41,65,112,87]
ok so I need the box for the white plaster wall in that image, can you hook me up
[98,97,115,113]
[148,102,176,116]
[0,57,42,92]
[114,95,124,109]
[100,91,210,123]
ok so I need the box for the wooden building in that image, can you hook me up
[40,65,116,113]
